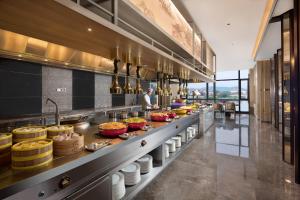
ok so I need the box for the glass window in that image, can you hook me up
[216,70,238,80]
[208,83,214,99]
[188,83,206,99]
[240,69,249,79]
[215,81,239,99]
[240,100,249,112]
[241,80,248,99]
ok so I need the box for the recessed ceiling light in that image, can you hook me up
[226,23,231,26]
[87,28,92,32]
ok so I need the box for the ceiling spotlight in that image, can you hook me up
[226,23,231,26]
[87,28,92,32]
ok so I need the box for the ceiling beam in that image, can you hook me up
[252,0,278,60]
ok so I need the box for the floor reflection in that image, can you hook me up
[215,114,249,158]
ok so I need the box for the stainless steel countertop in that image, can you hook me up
[0,112,198,196]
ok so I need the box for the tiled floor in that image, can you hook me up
[135,114,300,200]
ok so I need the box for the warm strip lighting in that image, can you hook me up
[252,0,277,59]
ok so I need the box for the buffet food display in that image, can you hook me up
[53,133,84,156]
[11,139,53,170]
[123,117,147,130]
[0,133,12,165]
[12,126,47,143]
[150,112,169,122]
[99,122,128,137]
[172,108,187,115]
[47,125,74,139]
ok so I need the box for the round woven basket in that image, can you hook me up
[0,133,12,165]
[0,133,12,149]
[12,126,47,143]
[53,133,84,156]
[11,139,53,170]
[47,125,74,139]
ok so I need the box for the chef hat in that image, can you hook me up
[147,88,153,93]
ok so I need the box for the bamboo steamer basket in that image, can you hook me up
[53,133,84,156]
[0,133,12,150]
[11,139,53,170]
[47,125,74,139]
[12,126,47,143]
[0,133,12,165]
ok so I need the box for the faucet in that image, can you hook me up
[46,98,60,126]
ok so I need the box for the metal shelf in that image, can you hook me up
[122,135,197,200]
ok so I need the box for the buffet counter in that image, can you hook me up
[0,111,200,200]
[199,107,214,135]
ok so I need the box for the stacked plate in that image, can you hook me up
[180,132,187,143]
[112,172,126,200]
[136,154,153,174]
[121,163,141,186]
[187,127,196,139]
[172,136,181,148]
[165,144,169,158]
[165,139,176,153]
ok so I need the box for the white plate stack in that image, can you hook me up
[172,136,181,148]
[187,127,196,139]
[112,172,126,200]
[136,154,153,174]
[121,163,141,186]
[180,132,187,143]
[165,139,176,153]
[165,144,169,158]
[152,147,162,161]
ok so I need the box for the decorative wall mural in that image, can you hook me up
[128,0,202,62]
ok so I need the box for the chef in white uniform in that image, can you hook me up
[142,88,154,110]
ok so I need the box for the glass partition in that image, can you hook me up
[282,12,293,164]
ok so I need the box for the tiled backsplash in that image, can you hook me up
[0,58,42,117]
[42,66,72,113]
[95,74,112,108]
[73,70,95,110]
[0,58,147,117]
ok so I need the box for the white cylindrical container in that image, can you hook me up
[187,127,193,139]
[172,136,181,148]
[165,144,169,158]
[180,132,186,143]
[165,140,176,153]
[121,163,141,186]
[136,154,153,174]
[112,172,126,200]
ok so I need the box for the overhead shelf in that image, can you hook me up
[0,0,214,82]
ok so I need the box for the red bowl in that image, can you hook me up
[151,115,169,122]
[99,127,128,137]
[127,122,147,130]
[167,112,177,118]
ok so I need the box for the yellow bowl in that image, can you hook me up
[173,109,187,115]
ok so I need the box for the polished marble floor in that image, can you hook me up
[135,114,300,200]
